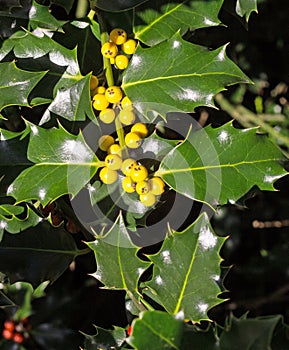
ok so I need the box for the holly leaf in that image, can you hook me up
[156,122,287,207]
[7,124,99,206]
[91,0,149,12]
[122,34,250,119]
[127,310,184,350]
[82,326,126,349]
[236,0,258,21]
[51,0,75,14]
[144,213,225,322]
[28,0,66,31]
[134,0,223,46]
[0,204,40,242]
[0,222,83,287]
[219,315,282,350]
[0,61,46,113]
[87,213,150,292]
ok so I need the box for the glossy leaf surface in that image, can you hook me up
[8,125,99,206]
[83,326,126,349]
[144,214,225,321]
[123,34,249,118]
[0,62,46,112]
[134,0,223,46]
[236,0,258,21]
[127,310,183,349]
[91,0,148,12]
[157,123,287,206]
[87,213,150,291]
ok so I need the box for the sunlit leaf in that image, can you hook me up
[123,34,250,119]
[82,326,126,349]
[236,0,258,21]
[144,213,225,321]
[134,0,223,46]
[7,124,99,206]
[157,122,287,206]
[0,61,46,112]
[87,213,150,291]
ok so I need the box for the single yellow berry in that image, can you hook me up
[131,165,148,183]
[105,86,123,104]
[90,75,99,91]
[131,123,148,138]
[122,176,136,193]
[125,132,142,149]
[109,28,127,45]
[139,192,156,207]
[121,96,133,110]
[148,177,165,195]
[115,54,129,70]
[136,180,150,195]
[105,154,122,170]
[118,109,136,125]
[99,108,116,124]
[108,144,122,157]
[99,167,118,184]
[101,42,118,58]
[92,94,109,110]
[95,86,106,94]
[98,135,114,152]
[121,39,137,55]
[121,158,137,176]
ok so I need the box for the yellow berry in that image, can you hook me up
[95,86,106,94]
[121,158,137,176]
[108,144,122,157]
[125,132,142,149]
[131,165,148,183]
[90,75,99,91]
[109,28,127,45]
[99,167,118,184]
[115,54,129,70]
[118,109,136,125]
[105,154,122,170]
[99,108,116,124]
[121,96,133,110]
[139,193,156,207]
[105,86,123,104]
[148,177,165,195]
[121,39,137,55]
[92,94,109,110]
[136,180,150,195]
[98,135,114,151]
[122,176,136,193]
[131,123,148,138]
[101,42,118,58]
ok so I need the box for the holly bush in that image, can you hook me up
[1,0,289,349]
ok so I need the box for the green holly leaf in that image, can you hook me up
[83,326,126,349]
[156,122,287,207]
[91,0,149,12]
[127,310,184,350]
[0,62,46,113]
[29,0,66,31]
[0,222,84,287]
[87,213,150,292]
[51,0,75,14]
[0,204,40,242]
[122,34,250,119]
[134,0,223,46]
[219,315,282,350]
[7,124,99,206]
[236,0,258,21]
[144,213,225,322]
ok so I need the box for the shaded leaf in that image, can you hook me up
[91,0,148,12]
[134,0,223,46]
[144,213,225,321]
[0,61,46,112]
[236,0,258,21]
[157,122,287,206]
[87,213,150,291]
[51,0,75,14]
[181,323,218,350]
[122,34,249,119]
[8,124,99,206]
[127,310,183,350]
[0,222,82,287]
[83,326,126,349]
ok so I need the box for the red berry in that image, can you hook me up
[4,320,15,332]
[13,332,24,344]
[2,328,13,340]
[127,325,133,336]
